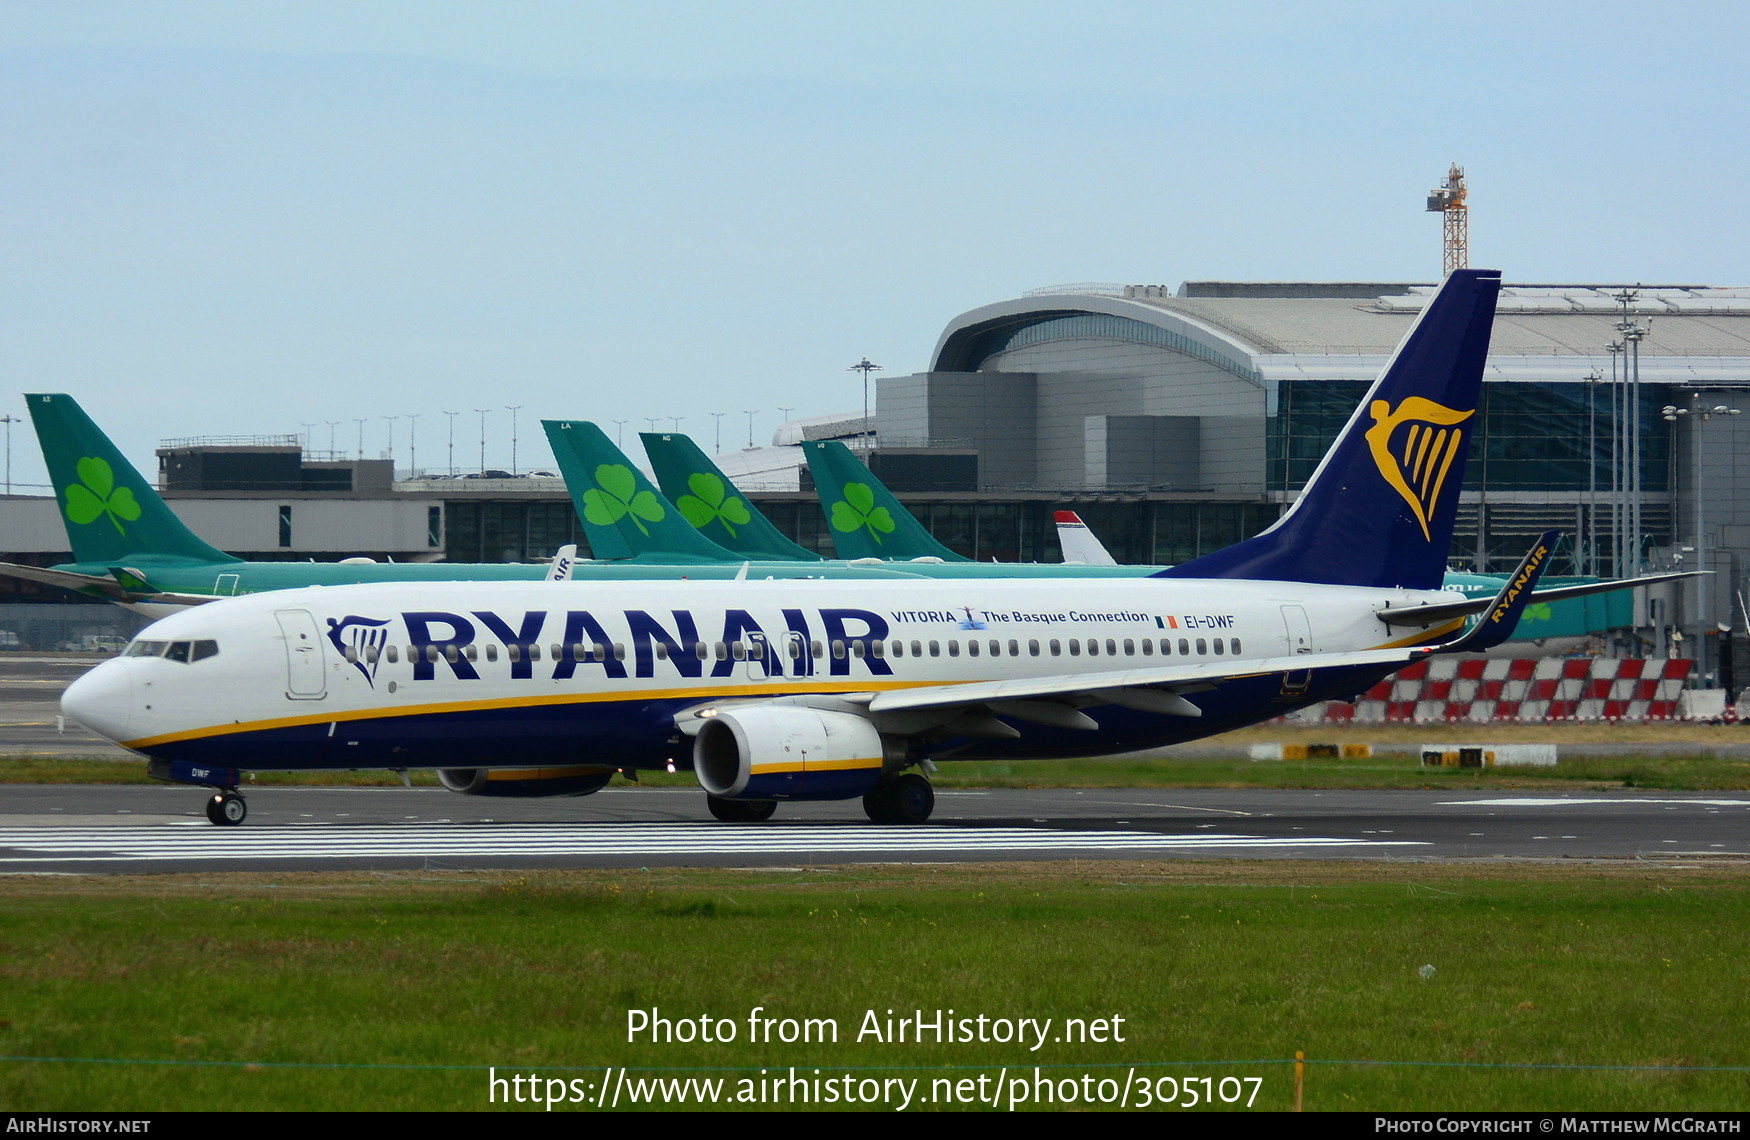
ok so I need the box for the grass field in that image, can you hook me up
[2,862,1747,1112]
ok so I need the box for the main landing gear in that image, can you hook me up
[863,772,934,824]
[706,795,777,823]
[205,790,247,826]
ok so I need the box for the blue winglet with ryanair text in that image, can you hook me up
[1435,530,1560,654]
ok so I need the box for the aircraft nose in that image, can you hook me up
[62,660,135,745]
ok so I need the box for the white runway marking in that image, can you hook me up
[1443,798,1750,808]
[0,823,1425,863]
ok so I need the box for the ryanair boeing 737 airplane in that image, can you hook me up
[62,270,1580,825]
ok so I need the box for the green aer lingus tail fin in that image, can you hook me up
[639,433,821,562]
[801,440,970,562]
[542,420,741,563]
[26,393,231,567]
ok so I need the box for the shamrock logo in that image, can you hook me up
[675,473,752,538]
[63,457,142,535]
[1522,602,1553,624]
[829,482,895,545]
[580,464,666,535]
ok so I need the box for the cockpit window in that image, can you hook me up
[122,638,219,663]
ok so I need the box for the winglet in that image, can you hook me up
[1435,531,1560,654]
[544,544,578,582]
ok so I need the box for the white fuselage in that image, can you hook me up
[63,576,1450,773]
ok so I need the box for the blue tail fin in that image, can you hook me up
[1158,269,1501,590]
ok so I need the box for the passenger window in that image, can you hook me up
[485,644,498,663]
[444,645,459,664]
[948,641,960,658]
[851,641,865,659]
[507,644,520,663]
[1195,638,1207,655]
[365,645,380,663]
[344,646,358,664]
[911,640,923,657]
[614,643,626,661]
[427,645,441,663]
[731,642,746,661]
[889,640,902,658]
[1069,640,1081,656]
[1106,639,1118,656]
[928,641,940,658]
[1212,639,1224,656]
[694,642,709,661]
[656,643,669,660]
[1178,639,1190,655]
[832,640,846,659]
[1086,640,1098,657]
[1028,639,1040,656]
[529,645,541,662]
[812,640,823,659]
[870,640,884,658]
[1049,640,1061,656]
[387,645,399,664]
[1141,639,1152,656]
[1231,638,1242,655]
[464,645,478,662]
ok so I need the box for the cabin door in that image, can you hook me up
[275,609,328,700]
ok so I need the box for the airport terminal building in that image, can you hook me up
[4,278,1749,656]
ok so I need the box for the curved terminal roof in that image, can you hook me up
[933,283,1750,384]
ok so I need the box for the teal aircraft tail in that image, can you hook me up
[639,433,821,562]
[543,421,742,563]
[26,393,231,567]
[800,440,970,562]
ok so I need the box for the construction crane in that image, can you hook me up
[1425,163,1468,275]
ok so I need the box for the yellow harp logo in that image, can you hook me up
[1364,397,1475,541]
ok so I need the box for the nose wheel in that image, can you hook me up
[205,791,247,826]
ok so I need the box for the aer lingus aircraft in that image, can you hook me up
[1,395,922,616]
[69,268,1614,827]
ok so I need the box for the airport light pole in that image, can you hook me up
[354,419,367,461]
[505,406,522,476]
[847,357,882,452]
[613,420,628,448]
[712,411,724,454]
[744,409,758,448]
[1584,371,1601,576]
[476,409,490,474]
[325,420,340,457]
[444,411,459,476]
[0,413,14,495]
[406,413,419,477]
[383,416,399,468]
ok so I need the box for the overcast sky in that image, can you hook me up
[2,1,1745,489]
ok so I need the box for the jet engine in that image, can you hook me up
[436,766,615,797]
[694,705,901,800]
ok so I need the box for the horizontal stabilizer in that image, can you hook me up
[1378,569,1702,628]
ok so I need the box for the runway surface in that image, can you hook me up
[1,784,1744,872]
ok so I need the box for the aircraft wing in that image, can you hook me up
[859,646,1426,720]
[0,562,219,608]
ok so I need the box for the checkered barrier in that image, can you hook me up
[1302,658,1696,725]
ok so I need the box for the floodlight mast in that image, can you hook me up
[1425,163,1469,276]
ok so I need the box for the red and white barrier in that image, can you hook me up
[1301,658,1696,725]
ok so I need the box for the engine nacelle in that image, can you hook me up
[694,706,898,801]
[436,766,614,798]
